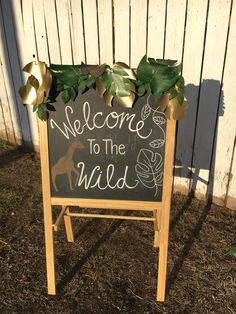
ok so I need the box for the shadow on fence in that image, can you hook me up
[175,80,225,201]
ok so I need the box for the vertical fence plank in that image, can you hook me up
[97,0,113,65]
[164,0,186,61]
[0,3,22,144]
[33,0,49,64]
[147,0,166,58]
[191,0,231,200]
[212,1,236,206]
[55,0,73,64]
[130,0,147,68]
[22,0,40,149]
[174,0,208,195]
[0,96,8,141]
[2,0,33,145]
[226,147,236,209]
[82,0,99,64]
[69,0,85,64]
[0,63,15,143]
[11,0,37,146]
[113,0,130,64]
[43,0,61,64]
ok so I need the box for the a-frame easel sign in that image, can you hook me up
[19,57,187,302]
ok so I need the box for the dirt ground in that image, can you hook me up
[0,140,235,313]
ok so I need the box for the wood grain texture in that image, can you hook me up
[51,197,162,211]
[69,0,85,64]
[212,1,236,205]
[164,0,186,61]
[147,0,166,58]
[39,119,55,295]
[130,0,148,68]
[157,119,176,301]
[226,148,236,209]
[113,0,130,64]
[0,2,21,144]
[82,0,99,64]
[56,0,73,64]
[22,0,40,148]
[43,0,61,64]
[97,0,113,65]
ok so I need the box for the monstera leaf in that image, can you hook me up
[135,149,163,197]
[101,65,132,97]
[137,56,181,100]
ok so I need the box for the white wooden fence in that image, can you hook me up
[0,0,235,209]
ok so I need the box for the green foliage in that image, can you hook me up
[31,55,185,120]
[50,64,96,104]
[136,55,183,101]
[101,65,132,97]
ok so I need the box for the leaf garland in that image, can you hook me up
[19,55,186,120]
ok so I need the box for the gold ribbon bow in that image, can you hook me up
[96,62,137,108]
[160,93,187,120]
[19,61,52,106]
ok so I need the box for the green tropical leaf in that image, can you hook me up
[101,67,131,97]
[137,84,146,96]
[86,77,96,88]
[177,93,184,104]
[37,103,47,120]
[78,80,87,94]
[150,58,177,66]
[62,88,72,104]
[137,56,182,99]
[168,88,177,100]
[137,55,155,84]
[33,104,38,112]
[70,87,77,101]
[50,65,84,87]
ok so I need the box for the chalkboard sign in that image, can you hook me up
[20,58,181,302]
[47,89,167,201]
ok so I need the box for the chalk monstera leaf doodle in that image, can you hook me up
[135,149,163,197]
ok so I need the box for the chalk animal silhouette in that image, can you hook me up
[51,140,85,192]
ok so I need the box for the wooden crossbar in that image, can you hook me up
[66,212,155,221]
[51,197,162,211]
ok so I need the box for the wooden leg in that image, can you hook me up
[64,207,74,242]
[157,237,168,301]
[39,120,56,295]
[43,203,56,295]
[156,119,176,301]
[153,209,161,248]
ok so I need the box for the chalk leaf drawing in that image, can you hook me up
[149,139,165,149]
[141,103,151,120]
[135,148,163,197]
[153,114,166,126]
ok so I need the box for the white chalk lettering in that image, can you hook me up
[77,162,139,190]
[50,102,152,140]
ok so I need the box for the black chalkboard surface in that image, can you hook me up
[48,89,166,201]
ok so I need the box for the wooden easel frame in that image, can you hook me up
[39,117,176,302]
